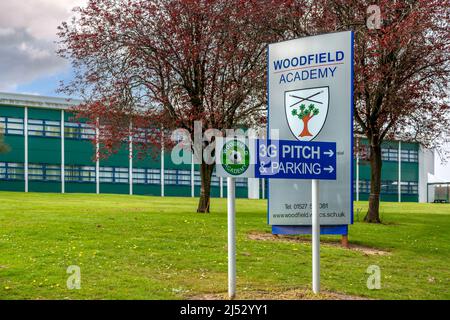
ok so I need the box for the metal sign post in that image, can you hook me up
[311,179,320,293]
[217,137,337,296]
[227,177,236,299]
[216,137,254,300]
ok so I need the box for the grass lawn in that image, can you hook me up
[0,191,449,300]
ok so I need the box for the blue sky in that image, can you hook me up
[1,0,449,180]
[14,68,73,97]
[14,69,75,97]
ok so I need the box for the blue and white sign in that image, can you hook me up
[256,140,336,180]
[267,31,354,227]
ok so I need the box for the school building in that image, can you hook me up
[0,92,434,202]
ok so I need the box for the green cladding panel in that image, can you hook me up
[1,135,24,162]
[29,137,61,164]
[0,105,24,118]
[65,140,96,166]
[29,108,61,121]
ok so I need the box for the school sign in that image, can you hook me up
[267,31,354,228]
[215,31,354,297]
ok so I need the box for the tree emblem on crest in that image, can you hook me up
[291,104,320,137]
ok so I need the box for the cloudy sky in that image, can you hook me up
[0,0,85,95]
[1,0,449,179]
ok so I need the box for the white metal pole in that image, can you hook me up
[129,123,133,195]
[398,141,401,203]
[24,107,28,193]
[312,179,320,294]
[95,119,100,195]
[161,130,165,197]
[356,139,360,202]
[61,110,65,194]
[191,153,195,197]
[227,177,236,299]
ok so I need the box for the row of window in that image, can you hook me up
[357,145,418,163]
[0,117,95,140]
[1,117,421,163]
[0,162,247,187]
[0,116,163,141]
[381,148,418,163]
[354,180,418,195]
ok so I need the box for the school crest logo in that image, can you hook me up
[285,86,329,141]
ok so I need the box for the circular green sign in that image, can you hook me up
[221,139,250,176]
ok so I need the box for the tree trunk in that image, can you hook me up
[364,141,382,223]
[300,116,313,137]
[197,162,215,213]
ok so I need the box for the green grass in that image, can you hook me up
[0,192,449,300]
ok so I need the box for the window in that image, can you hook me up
[194,171,202,186]
[211,171,220,187]
[133,168,161,184]
[380,180,397,194]
[381,148,398,161]
[28,164,61,181]
[134,128,162,143]
[177,170,191,186]
[401,149,418,163]
[0,117,24,135]
[81,124,96,140]
[236,177,247,188]
[99,167,113,183]
[147,168,161,184]
[28,119,61,137]
[354,180,370,193]
[0,162,24,180]
[65,165,96,183]
[401,181,418,195]
[100,166,129,183]
[65,122,95,140]
[164,169,178,185]
[193,171,245,188]
[133,168,146,184]
[114,167,129,183]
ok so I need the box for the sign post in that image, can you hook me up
[216,137,254,299]
[227,177,236,299]
[217,137,336,296]
[311,179,320,293]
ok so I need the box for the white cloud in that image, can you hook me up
[0,28,67,91]
[0,0,86,41]
[0,28,15,37]
[0,0,86,91]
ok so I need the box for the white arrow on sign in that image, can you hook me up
[323,166,334,173]
[324,149,334,157]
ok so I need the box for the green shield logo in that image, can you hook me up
[221,139,250,176]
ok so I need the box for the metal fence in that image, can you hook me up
[427,183,450,203]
